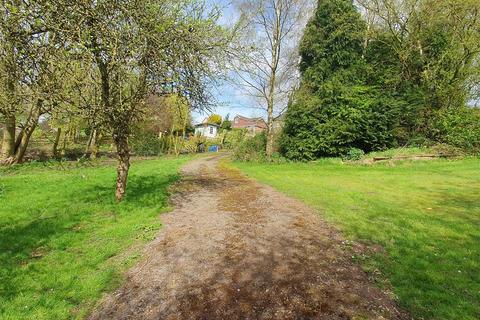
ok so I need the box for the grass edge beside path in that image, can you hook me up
[0,156,191,320]
[231,158,480,320]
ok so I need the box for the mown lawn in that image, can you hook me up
[0,156,189,319]
[234,158,480,320]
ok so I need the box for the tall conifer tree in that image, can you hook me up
[281,0,396,160]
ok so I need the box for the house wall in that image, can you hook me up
[195,125,217,138]
[232,116,267,134]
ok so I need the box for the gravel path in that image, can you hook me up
[89,155,408,320]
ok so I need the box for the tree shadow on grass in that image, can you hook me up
[92,211,409,320]
[73,173,181,208]
[434,191,480,228]
[0,216,69,300]
[0,171,181,304]
[124,173,180,207]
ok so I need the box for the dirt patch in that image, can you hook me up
[89,154,409,320]
[359,154,462,165]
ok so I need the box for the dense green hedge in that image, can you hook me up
[233,133,267,161]
[435,107,480,153]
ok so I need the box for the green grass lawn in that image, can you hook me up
[233,158,480,320]
[0,156,189,319]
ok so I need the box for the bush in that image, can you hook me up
[224,129,248,150]
[131,131,163,156]
[162,135,208,155]
[220,119,232,130]
[179,137,200,154]
[204,137,223,150]
[233,133,267,162]
[280,85,397,160]
[435,107,480,154]
[269,152,290,164]
[342,147,365,161]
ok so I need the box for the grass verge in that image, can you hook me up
[233,157,480,320]
[0,156,190,319]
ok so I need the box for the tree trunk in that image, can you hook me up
[13,121,37,164]
[266,99,275,157]
[1,41,17,161]
[264,3,281,159]
[85,129,94,155]
[74,127,81,143]
[13,105,41,164]
[1,114,16,159]
[14,124,26,152]
[14,106,35,153]
[69,128,75,144]
[114,133,130,202]
[90,129,99,159]
[61,129,68,156]
[52,128,62,157]
[362,11,374,58]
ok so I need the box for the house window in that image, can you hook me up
[209,126,214,135]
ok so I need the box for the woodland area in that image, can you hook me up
[0,0,230,200]
[281,0,480,160]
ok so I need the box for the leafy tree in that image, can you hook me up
[141,94,191,138]
[56,0,229,201]
[281,0,397,160]
[282,0,480,160]
[0,1,68,164]
[435,107,480,152]
[359,0,480,143]
[207,114,222,125]
[220,113,232,130]
[0,1,231,201]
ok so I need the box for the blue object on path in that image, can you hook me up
[208,145,219,152]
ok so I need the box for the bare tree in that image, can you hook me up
[231,0,311,157]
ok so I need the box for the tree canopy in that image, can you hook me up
[0,0,232,200]
[281,0,480,160]
[207,114,222,125]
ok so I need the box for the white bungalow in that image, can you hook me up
[194,122,219,138]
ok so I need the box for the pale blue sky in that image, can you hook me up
[193,80,266,123]
[194,0,480,124]
[192,0,266,123]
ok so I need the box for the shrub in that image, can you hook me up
[220,119,232,130]
[130,131,163,156]
[269,152,290,164]
[224,129,248,150]
[179,137,200,154]
[342,147,365,161]
[162,135,207,155]
[281,85,397,160]
[233,133,267,162]
[435,107,480,154]
[204,137,223,149]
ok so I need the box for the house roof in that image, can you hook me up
[232,115,267,129]
[194,122,220,128]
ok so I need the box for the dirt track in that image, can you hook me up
[89,154,408,320]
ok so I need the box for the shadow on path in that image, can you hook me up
[89,155,409,320]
